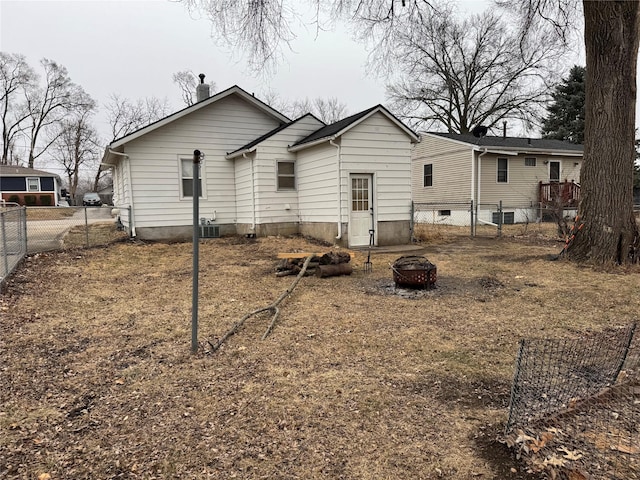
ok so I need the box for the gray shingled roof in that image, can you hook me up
[292,105,381,147]
[0,165,60,177]
[227,113,324,157]
[426,132,584,152]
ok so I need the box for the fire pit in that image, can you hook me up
[392,256,437,290]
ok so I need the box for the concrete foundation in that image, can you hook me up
[299,222,347,247]
[376,220,411,246]
[133,220,411,246]
[134,224,235,242]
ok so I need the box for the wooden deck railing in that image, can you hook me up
[539,181,580,207]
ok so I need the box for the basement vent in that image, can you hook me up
[200,225,220,238]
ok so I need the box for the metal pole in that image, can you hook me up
[498,200,503,237]
[191,149,201,353]
[410,201,414,243]
[84,206,89,247]
[1,211,8,276]
[470,200,474,237]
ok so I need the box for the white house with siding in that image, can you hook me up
[101,84,418,247]
[412,132,584,226]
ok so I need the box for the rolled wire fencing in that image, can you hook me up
[503,324,639,479]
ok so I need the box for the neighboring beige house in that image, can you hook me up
[101,84,418,247]
[412,132,584,225]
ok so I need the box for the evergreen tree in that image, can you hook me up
[542,65,585,144]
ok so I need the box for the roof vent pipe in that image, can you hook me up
[502,121,507,139]
[196,73,210,102]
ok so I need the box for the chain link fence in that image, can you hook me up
[0,203,27,286]
[23,206,127,253]
[412,201,573,241]
[1,205,129,285]
[503,324,639,479]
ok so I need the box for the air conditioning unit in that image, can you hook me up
[200,225,220,238]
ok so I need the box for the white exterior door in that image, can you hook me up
[349,174,373,247]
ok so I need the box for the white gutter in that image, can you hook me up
[108,148,135,237]
[244,152,256,231]
[329,138,342,240]
[288,136,331,152]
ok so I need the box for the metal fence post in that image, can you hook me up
[498,200,503,237]
[84,207,89,247]
[410,201,415,243]
[470,200,475,237]
[21,206,26,253]
[1,210,8,276]
[128,206,133,237]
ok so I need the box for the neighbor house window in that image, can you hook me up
[524,157,536,167]
[181,158,202,197]
[277,161,295,190]
[27,177,40,192]
[497,158,508,183]
[438,210,451,216]
[423,164,433,187]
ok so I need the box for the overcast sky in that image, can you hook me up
[0,1,489,136]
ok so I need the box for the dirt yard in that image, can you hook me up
[1,232,638,479]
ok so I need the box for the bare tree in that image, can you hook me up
[24,58,93,168]
[381,8,562,133]
[0,52,34,165]
[501,0,640,265]
[53,106,101,202]
[290,97,348,123]
[105,94,171,141]
[172,70,216,107]
[179,1,439,71]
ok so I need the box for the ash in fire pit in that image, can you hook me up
[392,256,437,290]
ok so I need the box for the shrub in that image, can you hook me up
[24,195,37,206]
[39,195,52,206]
[8,195,20,204]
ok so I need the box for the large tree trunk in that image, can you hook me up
[567,1,640,264]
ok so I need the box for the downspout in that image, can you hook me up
[329,138,342,240]
[108,148,135,236]
[243,152,256,232]
[477,148,489,233]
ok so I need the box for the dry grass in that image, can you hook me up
[1,233,639,479]
[26,207,76,221]
[63,223,129,249]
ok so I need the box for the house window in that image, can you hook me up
[277,161,295,190]
[423,164,433,187]
[27,177,40,192]
[524,157,536,167]
[438,210,451,216]
[181,158,202,197]
[492,212,515,224]
[497,158,508,183]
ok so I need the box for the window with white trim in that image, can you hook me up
[180,158,202,197]
[277,161,295,190]
[497,158,508,183]
[524,157,536,167]
[423,164,433,187]
[27,177,40,192]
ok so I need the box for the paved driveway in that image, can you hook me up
[27,207,115,253]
